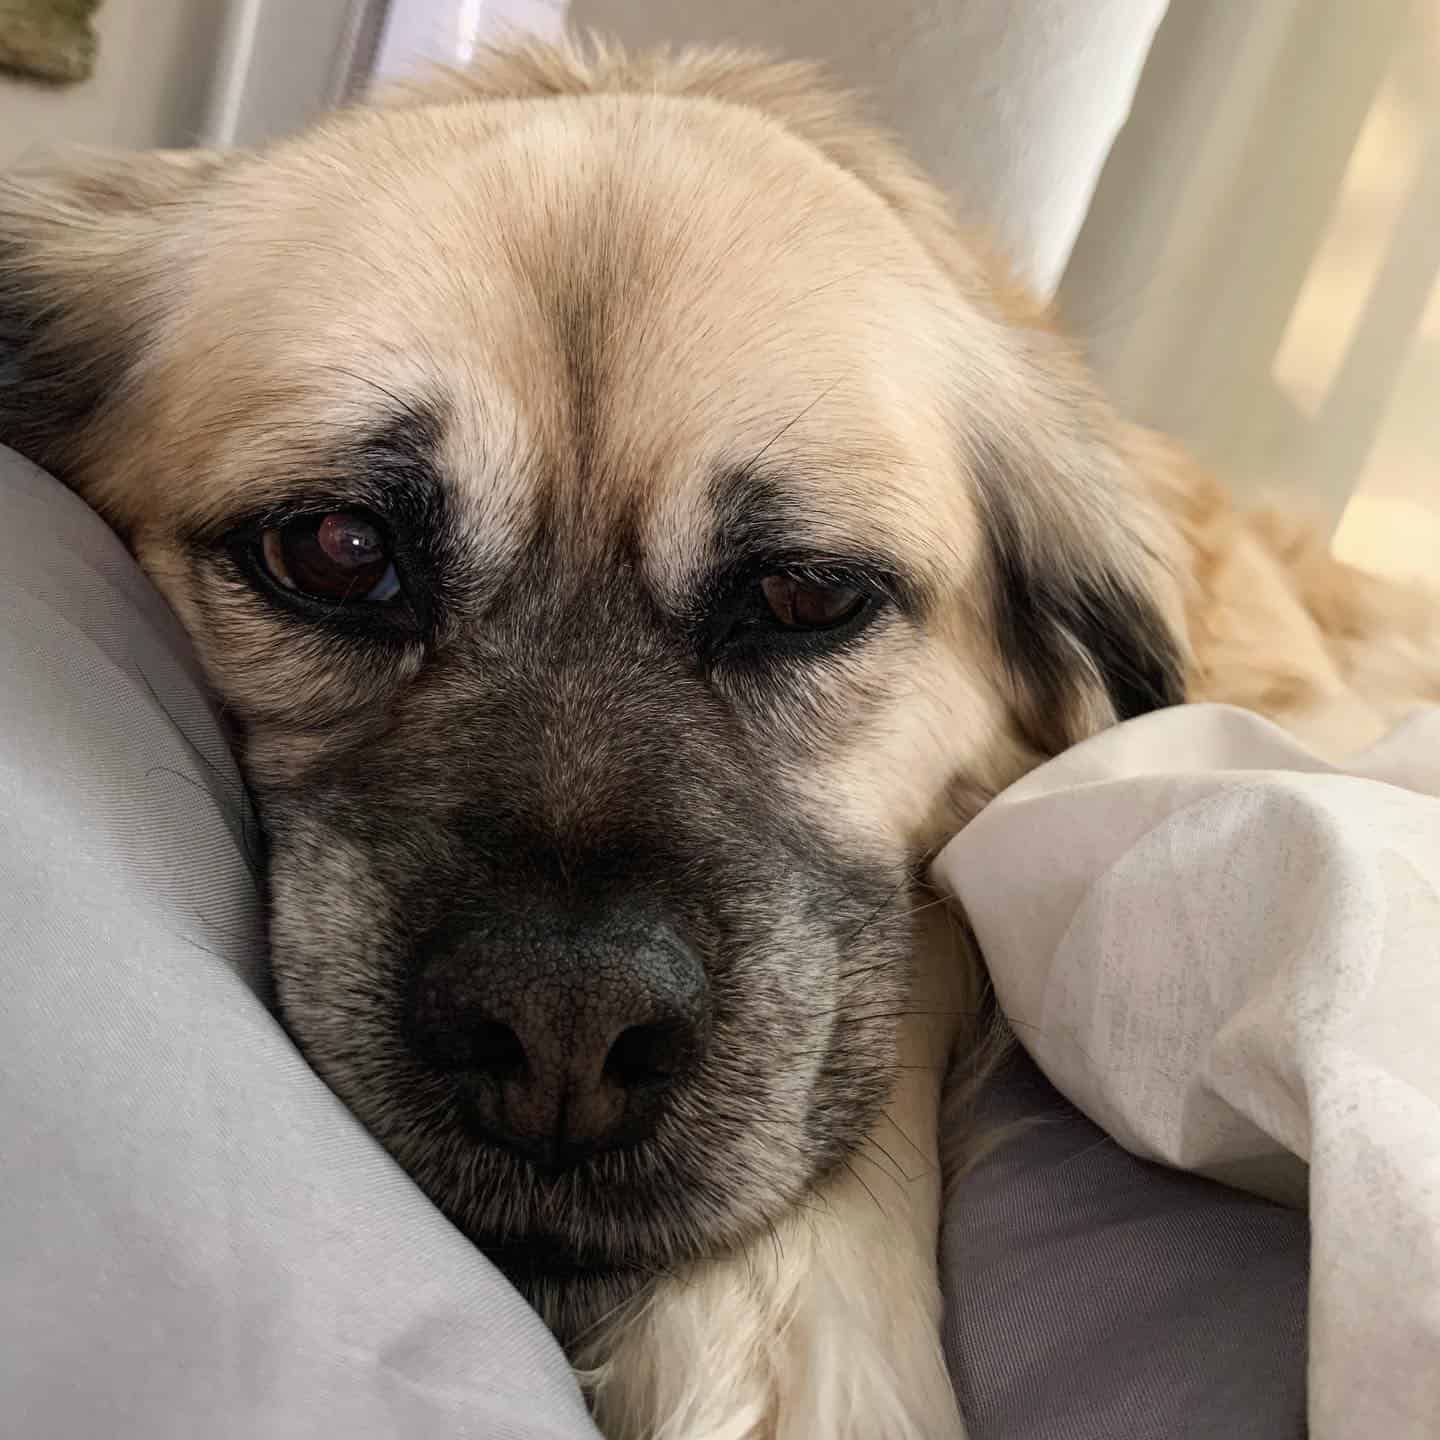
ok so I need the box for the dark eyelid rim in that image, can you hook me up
[211,495,392,549]
[199,476,441,637]
[220,512,427,638]
[693,549,912,665]
[715,551,908,607]
[188,409,451,637]
[704,464,921,610]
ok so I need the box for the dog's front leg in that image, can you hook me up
[577,904,973,1440]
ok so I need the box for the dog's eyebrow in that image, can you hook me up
[332,405,449,525]
[704,465,920,607]
[187,401,450,543]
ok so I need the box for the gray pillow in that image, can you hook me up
[943,1047,1309,1438]
[0,445,601,1440]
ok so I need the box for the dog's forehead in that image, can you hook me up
[166,95,974,583]
[449,103,966,591]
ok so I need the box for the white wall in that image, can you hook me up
[0,0,229,166]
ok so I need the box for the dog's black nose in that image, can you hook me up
[408,907,710,1172]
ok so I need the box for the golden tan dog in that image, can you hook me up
[2,37,1436,1440]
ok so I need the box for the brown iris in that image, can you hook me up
[758,574,867,630]
[258,512,400,605]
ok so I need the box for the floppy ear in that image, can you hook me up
[0,149,229,485]
[969,426,1189,756]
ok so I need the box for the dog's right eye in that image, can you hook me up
[255,511,401,606]
[758,575,867,630]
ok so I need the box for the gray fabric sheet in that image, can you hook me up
[943,1049,1309,1438]
[0,445,601,1440]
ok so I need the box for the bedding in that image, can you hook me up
[936,702,1440,1439]
[941,1049,1308,1439]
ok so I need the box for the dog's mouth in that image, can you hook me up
[480,1234,655,1286]
[407,1087,714,1294]
[449,1083,675,1178]
[472,1226,681,1340]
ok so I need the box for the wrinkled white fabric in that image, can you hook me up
[933,703,1440,1440]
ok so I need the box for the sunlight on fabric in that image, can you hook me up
[1325,4,1440,586]
[1271,74,1421,420]
[458,0,485,63]
[1333,494,1440,584]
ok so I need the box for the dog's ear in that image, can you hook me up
[0,149,229,483]
[969,423,1189,756]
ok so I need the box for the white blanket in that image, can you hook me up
[933,703,1440,1439]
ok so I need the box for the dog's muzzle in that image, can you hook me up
[407,904,711,1173]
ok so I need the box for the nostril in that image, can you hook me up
[603,1020,693,1089]
[418,1014,527,1077]
[469,1019,527,1077]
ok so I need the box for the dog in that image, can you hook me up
[3,36,1437,1440]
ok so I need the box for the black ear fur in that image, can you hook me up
[0,256,115,470]
[0,151,230,475]
[977,455,1187,756]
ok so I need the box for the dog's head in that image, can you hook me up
[0,41,1184,1335]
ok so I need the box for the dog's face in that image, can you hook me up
[0,47,1183,1337]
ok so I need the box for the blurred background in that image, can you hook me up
[2,0,1435,585]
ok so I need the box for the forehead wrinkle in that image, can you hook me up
[486,98,902,436]
[513,189,962,617]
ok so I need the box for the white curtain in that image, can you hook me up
[372,0,566,79]
[1061,0,1440,578]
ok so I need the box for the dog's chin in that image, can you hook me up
[482,1237,661,1345]
[385,1110,791,1345]
[394,1097,852,1347]
[435,1145,793,1346]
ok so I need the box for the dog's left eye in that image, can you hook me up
[758,575,868,630]
[257,511,401,605]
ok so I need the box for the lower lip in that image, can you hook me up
[483,1236,637,1283]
